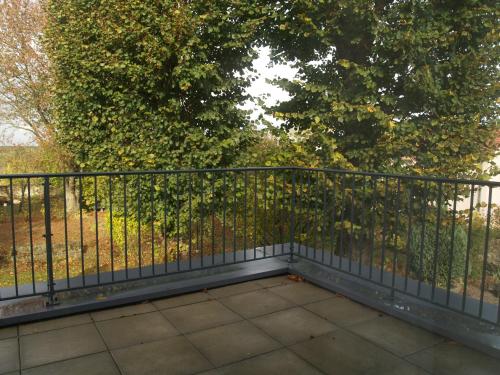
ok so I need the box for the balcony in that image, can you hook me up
[0,167,499,373]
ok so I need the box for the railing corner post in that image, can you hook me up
[43,177,57,306]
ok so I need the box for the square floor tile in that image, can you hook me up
[220,289,294,318]
[112,336,213,375]
[22,352,119,375]
[251,307,337,345]
[304,296,380,327]
[152,292,211,310]
[207,280,262,298]
[91,302,156,322]
[161,300,241,333]
[347,315,443,356]
[269,282,334,305]
[201,348,322,375]
[20,314,92,335]
[96,311,178,349]
[20,323,106,369]
[187,321,281,367]
[0,326,17,340]
[290,330,424,375]
[406,340,500,375]
[0,337,19,374]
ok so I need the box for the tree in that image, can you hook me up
[45,0,272,172]
[264,0,499,178]
[0,0,52,144]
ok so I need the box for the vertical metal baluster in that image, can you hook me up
[28,178,36,292]
[263,170,267,257]
[329,173,338,267]
[348,175,356,272]
[305,171,312,258]
[358,176,366,275]
[380,177,389,283]
[200,173,204,267]
[9,178,18,296]
[176,174,180,271]
[446,183,458,305]
[417,181,429,297]
[150,175,155,275]
[79,176,85,286]
[109,176,114,281]
[123,175,129,279]
[243,170,248,261]
[321,172,328,264]
[94,176,100,284]
[479,186,493,318]
[282,172,286,255]
[222,172,227,264]
[253,170,258,259]
[313,171,320,260]
[188,173,192,270]
[338,174,346,269]
[211,173,215,265]
[404,181,413,292]
[62,177,70,288]
[289,169,296,261]
[297,171,303,255]
[163,174,168,273]
[137,176,142,278]
[391,178,401,295]
[272,170,277,256]
[43,177,55,304]
[368,177,376,280]
[233,172,237,263]
[431,182,443,301]
[462,184,475,311]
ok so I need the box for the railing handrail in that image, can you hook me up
[0,165,499,187]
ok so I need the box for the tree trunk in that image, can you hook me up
[65,177,79,213]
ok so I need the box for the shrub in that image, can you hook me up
[408,222,467,287]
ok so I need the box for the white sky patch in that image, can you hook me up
[239,46,298,128]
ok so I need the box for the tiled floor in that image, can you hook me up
[1,276,499,375]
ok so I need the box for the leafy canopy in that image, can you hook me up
[264,0,499,177]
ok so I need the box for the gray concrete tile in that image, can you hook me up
[347,315,443,357]
[96,311,178,349]
[187,320,281,367]
[207,280,262,298]
[304,295,381,327]
[290,330,425,375]
[21,352,119,375]
[152,292,211,310]
[269,281,334,305]
[406,340,500,375]
[200,348,322,375]
[161,300,241,333]
[90,302,156,322]
[0,337,19,374]
[220,289,294,318]
[255,275,293,288]
[0,326,17,340]
[112,336,213,375]
[19,314,92,335]
[251,306,337,345]
[20,323,106,369]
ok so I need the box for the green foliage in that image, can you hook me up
[45,0,269,172]
[265,0,499,177]
[408,220,468,286]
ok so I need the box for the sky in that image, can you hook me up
[2,46,297,145]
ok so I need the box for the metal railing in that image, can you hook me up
[0,167,499,326]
